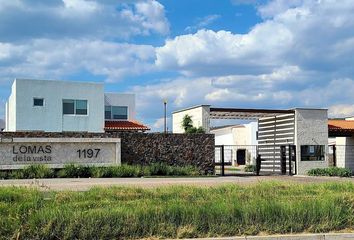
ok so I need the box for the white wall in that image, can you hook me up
[335,137,354,171]
[172,105,210,133]
[294,108,329,175]
[104,93,135,120]
[6,81,16,131]
[212,127,234,145]
[8,79,105,132]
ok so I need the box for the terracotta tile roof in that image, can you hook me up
[105,120,150,132]
[328,119,354,130]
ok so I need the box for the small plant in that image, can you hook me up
[244,165,256,173]
[308,167,352,177]
[58,164,91,178]
[20,165,54,178]
[0,163,203,179]
[181,115,205,134]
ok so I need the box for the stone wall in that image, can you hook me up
[0,132,215,173]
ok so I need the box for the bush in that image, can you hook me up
[0,163,203,179]
[244,165,256,173]
[308,167,352,177]
[7,165,54,179]
[58,164,91,178]
[103,165,142,178]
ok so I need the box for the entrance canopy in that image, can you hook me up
[210,107,295,120]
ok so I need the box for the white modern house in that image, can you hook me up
[173,105,329,175]
[5,79,149,133]
[211,123,258,166]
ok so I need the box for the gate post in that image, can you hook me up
[288,144,292,176]
[221,145,225,176]
[333,145,337,167]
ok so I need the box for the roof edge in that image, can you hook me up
[172,105,211,114]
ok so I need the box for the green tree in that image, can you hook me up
[181,115,205,134]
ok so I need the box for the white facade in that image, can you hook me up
[5,79,136,133]
[211,122,258,146]
[105,93,135,121]
[172,105,210,133]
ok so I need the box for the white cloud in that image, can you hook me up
[0,0,169,41]
[156,27,293,76]
[0,39,155,82]
[185,14,221,32]
[62,0,100,14]
[156,0,354,80]
[329,104,354,118]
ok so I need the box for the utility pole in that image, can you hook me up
[163,99,167,134]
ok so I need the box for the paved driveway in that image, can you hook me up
[1,175,353,191]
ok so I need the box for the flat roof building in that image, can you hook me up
[5,79,149,133]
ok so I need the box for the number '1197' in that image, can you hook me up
[77,149,101,158]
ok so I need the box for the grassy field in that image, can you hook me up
[1,182,354,239]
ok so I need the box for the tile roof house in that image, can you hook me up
[5,79,150,133]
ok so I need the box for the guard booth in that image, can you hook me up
[173,106,329,176]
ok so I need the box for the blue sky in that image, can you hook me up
[0,0,354,131]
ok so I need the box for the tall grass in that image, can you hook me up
[1,182,354,239]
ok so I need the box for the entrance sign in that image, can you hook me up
[0,138,121,169]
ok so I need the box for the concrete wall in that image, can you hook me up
[104,93,135,120]
[334,137,354,171]
[294,108,329,175]
[172,105,210,133]
[6,79,105,132]
[0,132,215,174]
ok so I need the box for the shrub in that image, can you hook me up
[149,163,169,176]
[58,164,91,178]
[0,163,203,179]
[244,165,256,173]
[103,165,141,178]
[6,165,54,179]
[22,165,54,178]
[308,167,352,177]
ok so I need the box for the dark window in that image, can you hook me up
[112,106,128,120]
[33,98,44,106]
[63,99,87,115]
[76,100,87,115]
[105,106,112,119]
[63,100,75,114]
[301,145,325,161]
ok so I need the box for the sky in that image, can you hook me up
[0,0,354,131]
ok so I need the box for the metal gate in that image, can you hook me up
[215,145,296,176]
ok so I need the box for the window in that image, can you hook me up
[63,99,88,115]
[33,98,44,106]
[112,106,128,119]
[301,145,325,161]
[105,106,112,119]
[105,106,128,120]
[76,100,87,115]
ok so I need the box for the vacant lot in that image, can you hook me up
[1,182,354,239]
